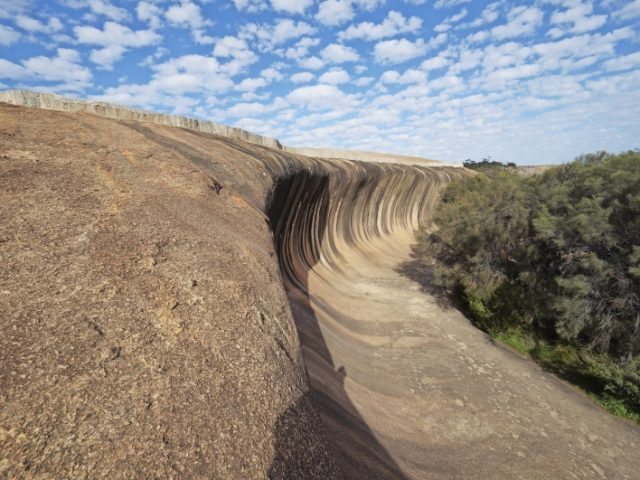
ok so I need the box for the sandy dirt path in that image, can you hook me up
[292,229,640,480]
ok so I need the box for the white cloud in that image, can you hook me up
[137,1,163,29]
[374,38,426,64]
[467,3,500,29]
[271,0,314,14]
[353,76,374,86]
[166,1,208,28]
[0,25,21,45]
[435,7,468,32]
[321,43,360,63]
[75,21,161,47]
[166,0,213,44]
[316,0,354,26]
[491,6,544,40]
[73,22,162,47]
[261,67,283,82]
[235,77,268,92]
[90,45,126,70]
[339,11,422,41]
[234,0,268,12]
[380,68,426,84]
[1,48,93,88]
[287,84,356,110]
[550,1,607,36]
[319,67,350,84]
[87,0,130,22]
[0,59,30,79]
[602,51,640,72]
[291,71,314,83]
[434,0,471,8]
[278,37,319,59]
[299,56,326,69]
[97,53,245,108]
[0,0,32,20]
[75,21,161,69]
[15,15,64,34]
[616,0,640,20]
[420,55,450,71]
[213,36,257,64]
[241,19,316,51]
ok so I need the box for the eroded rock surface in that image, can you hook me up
[1,98,639,480]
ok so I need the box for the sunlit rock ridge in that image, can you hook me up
[0,90,460,168]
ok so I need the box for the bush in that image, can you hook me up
[420,151,640,418]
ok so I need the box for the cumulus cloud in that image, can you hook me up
[291,71,314,83]
[277,37,320,60]
[602,51,640,72]
[491,6,544,40]
[316,0,355,26]
[433,0,471,8]
[75,21,161,69]
[319,67,350,84]
[615,0,640,20]
[90,45,127,70]
[241,19,316,51]
[374,38,426,64]
[380,68,425,84]
[0,48,92,89]
[0,0,32,20]
[213,36,257,64]
[137,1,163,29]
[287,84,356,110]
[15,15,64,34]
[321,43,360,63]
[86,0,131,22]
[166,0,213,44]
[420,55,450,71]
[339,10,422,41]
[549,1,607,37]
[233,0,268,12]
[75,21,160,47]
[298,56,326,69]
[271,0,314,14]
[0,25,21,45]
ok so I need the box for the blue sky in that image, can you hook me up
[1,0,639,164]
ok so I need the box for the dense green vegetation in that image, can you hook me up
[421,151,640,420]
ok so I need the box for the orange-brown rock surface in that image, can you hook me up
[1,97,639,480]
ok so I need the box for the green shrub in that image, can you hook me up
[420,151,640,419]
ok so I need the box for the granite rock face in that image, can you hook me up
[1,96,638,480]
[0,98,460,479]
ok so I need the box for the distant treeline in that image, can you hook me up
[463,158,517,171]
[420,151,640,418]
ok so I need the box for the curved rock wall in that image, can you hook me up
[0,95,464,479]
[268,161,455,292]
[266,159,463,477]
